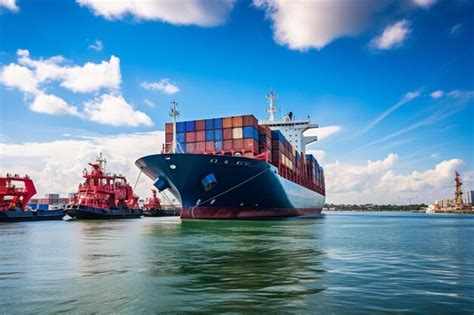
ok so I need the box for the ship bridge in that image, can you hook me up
[259,91,319,154]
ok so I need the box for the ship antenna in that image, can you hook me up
[266,90,277,121]
[97,152,106,173]
[170,101,180,154]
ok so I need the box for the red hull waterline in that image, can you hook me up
[181,207,322,220]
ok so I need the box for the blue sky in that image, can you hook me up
[0,0,473,203]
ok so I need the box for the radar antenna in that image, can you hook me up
[266,90,277,121]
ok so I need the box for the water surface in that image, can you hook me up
[0,212,473,313]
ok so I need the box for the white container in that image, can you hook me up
[232,127,243,139]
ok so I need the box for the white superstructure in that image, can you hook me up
[259,90,319,154]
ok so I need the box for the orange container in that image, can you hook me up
[243,139,258,152]
[243,115,258,128]
[205,141,215,152]
[185,132,196,143]
[233,139,243,150]
[223,128,233,140]
[232,116,243,127]
[195,120,206,131]
[195,142,205,153]
[223,140,233,151]
[165,123,173,133]
[165,133,173,143]
[186,143,195,153]
[223,117,233,128]
[196,130,205,142]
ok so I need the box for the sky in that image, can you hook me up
[0,0,473,204]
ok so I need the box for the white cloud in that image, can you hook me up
[88,39,104,52]
[412,0,436,9]
[84,93,153,127]
[31,92,81,116]
[304,125,342,141]
[325,154,468,204]
[430,90,444,99]
[141,79,180,95]
[431,152,441,159]
[254,0,389,51]
[0,0,18,12]
[0,131,165,199]
[77,0,235,27]
[370,20,411,50]
[360,90,420,134]
[144,98,155,108]
[447,89,474,101]
[0,63,38,93]
[306,150,326,165]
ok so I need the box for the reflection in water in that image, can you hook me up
[141,218,327,312]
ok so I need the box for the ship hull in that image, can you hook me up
[64,205,142,220]
[0,209,64,222]
[135,154,325,220]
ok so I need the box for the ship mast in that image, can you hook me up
[455,171,463,207]
[96,152,107,173]
[170,101,180,153]
[266,90,277,121]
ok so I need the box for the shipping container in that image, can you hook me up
[215,140,223,151]
[223,117,233,128]
[243,115,258,128]
[243,126,258,140]
[232,127,243,139]
[186,143,195,153]
[271,130,285,143]
[185,121,195,132]
[165,123,173,133]
[165,133,172,143]
[185,132,196,143]
[223,128,233,140]
[214,118,223,129]
[243,139,258,152]
[196,142,205,153]
[205,130,215,141]
[233,139,244,150]
[205,141,215,152]
[196,130,205,142]
[177,121,185,133]
[232,116,243,127]
[177,132,185,143]
[223,140,233,151]
[214,129,223,141]
[195,120,206,131]
[205,119,214,130]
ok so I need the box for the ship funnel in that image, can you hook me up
[153,177,169,192]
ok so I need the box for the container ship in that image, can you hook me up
[64,154,142,220]
[135,92,325,219]
[0,174,64,222]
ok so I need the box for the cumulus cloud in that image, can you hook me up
[370,20,411,50]
[84,93,153,127]
[0,0,18,12]
[254,0,389,51]
[0,131,165,199]
[141,79,180,95]
[430,90,444,99]
[31,92,81,116]
[0,63,39,93]
[325,154,467,204]
[411,0,436,9]
[88,39,104,52]
[77,0,235,27]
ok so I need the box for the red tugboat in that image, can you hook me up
[0,174,64,222]
[64,154,141,219]
[142,189,180,217]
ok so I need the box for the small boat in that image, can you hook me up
[142,189,180,217]
[64,154,142,220]
[0,174,64,222]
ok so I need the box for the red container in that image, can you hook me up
[243,139,258,152]
[195,120,206,131]
[232,116,243,127]
[196,130,205,142]
[205,141,215,152]
[195,142,205,153]
[258,124,272,137]
[223,128,233,140]
[185,132,196,143]
[186,143,195,153]
[223,117,233,128]
[223,139,233,151]
[243,115,258,128]
[165,123,173,133]
[233,139,243,150]
[165,143,172,153]
[165,133,173,143]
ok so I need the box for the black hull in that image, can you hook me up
[135,153,325,220]
[142,208,181,217]
[0,209,64,222]
[64,205,142,220]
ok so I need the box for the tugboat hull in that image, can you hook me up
[64,205,142,220]
[0,209,64,222]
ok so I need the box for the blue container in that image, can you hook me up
[271,130,285,143]
[185,121,195,132]
[215,140,223,151]
[205,119,214,130]
[38,204,49,210]
[29,203,38,210]
[243,126,258,140]
[176,141,185,152]
[205,130,215,141]
[214,118,223,129]
[177,132,185,143]
[214,129,222,141]
[176,122,185,133]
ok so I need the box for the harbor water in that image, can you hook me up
[0,212,473,313]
